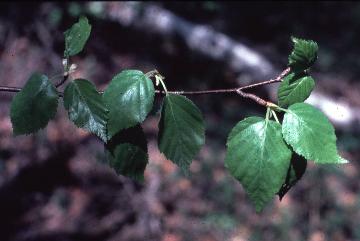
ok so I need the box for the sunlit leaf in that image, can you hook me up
[225,117,292,212]
[278,73,315,108]
[282,103,348,164]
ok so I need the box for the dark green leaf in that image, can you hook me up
[63,79,108,142]
[10,73,59,135]
[64,16,91,57]
[103,70,155,139]
[106,124,148,153]
[225,117,292,212]
[282,103,348,164]
[288,37,318,72]
[278,152,307,200]
[107,143,148,182]
[278,73,315,108]
[158,94,205,173]
[105,125,148,182]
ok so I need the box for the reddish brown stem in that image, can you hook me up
[0,68,290,107]
[236,89,269,107]
[153,67,290,96]
[0,86,22,93]
[55,73,69,88]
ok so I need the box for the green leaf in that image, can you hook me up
[278,73,315,108]
[288,37,318,72]
[278,152,307,200]
[107,143,148,182]
[106,124,148,154]
[225,117,292,212]
[282,103,349,164]
[105,125,148,182]
[158,94,205,173]
[103,70,155,139]
[10,73,59,135]
[63,79,108,142]
[64,16,91,57]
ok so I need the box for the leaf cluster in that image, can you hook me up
[9,17,348,212]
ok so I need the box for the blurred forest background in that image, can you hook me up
[0,2,360,241]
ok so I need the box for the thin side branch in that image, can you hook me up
[238,67,290,91]
[153,67,290,106]
[0,86,22,93]
[55,73,69,88]
[154,67,290,95]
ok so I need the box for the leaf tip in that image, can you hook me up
[337,156,349,164]
[290,36,299,44]
[255,204,264,213]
